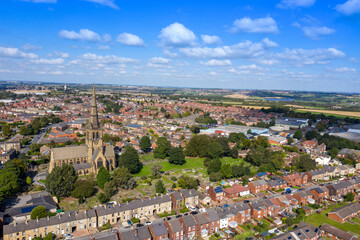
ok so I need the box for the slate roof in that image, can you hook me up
[182,215,197,227]
[194,212,210,225]
[207,208,220,222]
[272,222,319,240]
[321,223,360,240]
[151,222,168,236]
[120,226,151,240]
[166,219,183,233]
[329,202,360,219]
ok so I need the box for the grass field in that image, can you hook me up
[305,203,360,236]
[295,109,360,119]
[134,157,205,177]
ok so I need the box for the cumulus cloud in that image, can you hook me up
[336,0,360,15]
[302,26,335,40]
[228,64,265,75]
[276,48,345,65]
[83,0,119,9]
[159,22,196,47]
[179,38,277,59]
[262,38,279,48]
[231,17,279,34]
[32,58,64,64]
[0,47,38,59]
[277,0,316,8]
[201,59,232,66]
[150,57,171,64]
[80,53,136,65]
[116,33,145,46]
[201,35,221,45]
[59,29,101,42]
[22,43,42,51]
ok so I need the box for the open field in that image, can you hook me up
[221,103,270,109]
[295,108,360,118]
[224,94,249,99]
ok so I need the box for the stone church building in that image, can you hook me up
[49,86,115,175]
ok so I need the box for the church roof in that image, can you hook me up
[52,145,88,161]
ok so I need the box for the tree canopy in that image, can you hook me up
[30,206,48,220]
[45,164,78,199]
[96,166,111,189]
[154,137,172,159]
[169,147,186,165]
[139,136,151,152]
[119,146,142,174]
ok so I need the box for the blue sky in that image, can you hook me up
[0,0,359,92]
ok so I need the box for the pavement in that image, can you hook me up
[20,124,53,154]
[33,171,48,186]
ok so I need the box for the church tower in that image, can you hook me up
[86,85,106,172]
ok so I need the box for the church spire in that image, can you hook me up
[89,84,100,128]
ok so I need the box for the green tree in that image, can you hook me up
[293,129,303,140]
[206,141,223,159]
[140,136,151,152]
[237,138,252,150]
[207,159,222,174]
[97,193,109,204]
[71,179,95,200]
[119,146,142,174]
[26,176,32,185]
[305,130,319,140]
[287,137,294,145]
[103,181,115,199]
[154,137,172,159]
[220,164,233,179]
[155,180,166,194]
[43,232,55,240]
[45,165,77,199]
[112,166,132,188]
[169,147,186,165]
[344,192,354,202]
[96,166,111,189]
[328,148,339,159]
[230,147,238,159]
[2,124,11,138]
[177,175,199,189]
[293,155,316,172]
[185,135,210,157]
[30,205,47,220]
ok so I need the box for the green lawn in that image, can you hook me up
[305,203,360,235]
[135,157,204,177]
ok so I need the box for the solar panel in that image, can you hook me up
[21,205,38,214]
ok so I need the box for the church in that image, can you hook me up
[49,86,116,175]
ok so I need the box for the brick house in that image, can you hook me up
[326,181,355,197]
[328,202,360,223]
[170,192,183,210]
[293,191,315,206]
[193,212,210,238]
[148,222,169,240]
[249,180,268,194]
[208,186,224,202]
[164,218,184,240]
[310,187,329,202]
[267,177,287,191]
[321,223,360,240]
[206,209,220,234]
[283,173,308,186]
[234,202,251,224]
[179,215,198,240]
[249,200,268,220]
[223,183,250,198]
[119,226,151,240]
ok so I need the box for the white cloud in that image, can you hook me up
[201,35,221,45]
[276,48,345,65]
[80,53,136,65]
[0,47,38,59]
[150,57,171,64]
[116,33,145,46]
[59,29,101,42]
[22,43,42,51]
[159,22,196,47]
[231,17,279,34]
[331,67,356,73]
[83,0,119,9]
[32,58,64,64]
[201,59,232,66]
[302,26,335,40]
[52,51,70,58]
[179,38,277,59]
[336,0,360,15]
[209,71,217,75]
[262,38,279,48]
[163,49,179,58]
[277,0,316,8]
[256,59,280,65]
[103,34,112,42]
[228,64,265,75]
[98,45,110,50]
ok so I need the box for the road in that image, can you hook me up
[20,124,53,154]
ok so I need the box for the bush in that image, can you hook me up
[131,217,140,224]
[99,222,111,231]
[97,193,109,204]
[180,208,188,213]
[170,176,177,181]
[30,206,47,220]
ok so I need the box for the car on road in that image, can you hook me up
[145,221,151,226]
[189,206,197,212]
[176,215,182,218]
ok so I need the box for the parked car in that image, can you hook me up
[64,234,73,239]
[176,215,182,218]
[145,221,151,226]
[189,206,197,212]
[127,220,132,226]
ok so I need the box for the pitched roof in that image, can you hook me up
[321,224,360,240]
